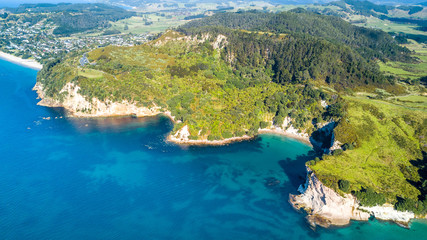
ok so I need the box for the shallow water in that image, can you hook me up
[1,58,426,239]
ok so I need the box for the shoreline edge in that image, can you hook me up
[0,51,43,70]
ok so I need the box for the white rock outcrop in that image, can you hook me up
[171,125,190,142]
[290,168,370,228]
[360,205,415,225]
[34,82,162,117]
[290,168,422,228]
[153,31,228,50]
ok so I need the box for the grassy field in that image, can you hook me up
[389,94,427,110]
[104,1,289,35]
[108,14,188,34]
[379,40,427,80]
[78,68,104,79]
[353,16,426,36]
[311,95,426,202]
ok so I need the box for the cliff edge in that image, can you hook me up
[33,82,163,118]
[290,168,420,228]
[289,168,370,228]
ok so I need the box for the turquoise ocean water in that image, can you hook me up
[1,58,426,239]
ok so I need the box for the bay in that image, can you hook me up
[0,58,426,239]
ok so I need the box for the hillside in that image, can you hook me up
[36,10,427,217]
[179,9,412,62]
[6,3,136,36]
[310,96,426,211]
[310,0,427,43]
[37,30,335,140]
[37,19,405,139]
[328,0,425,16]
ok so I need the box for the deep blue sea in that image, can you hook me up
[1,58,427,239]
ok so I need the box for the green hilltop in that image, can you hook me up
[37,10,427,213]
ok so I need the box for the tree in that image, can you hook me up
[326,101,346,118]
[354,188,386,207]
[338,179,350,192]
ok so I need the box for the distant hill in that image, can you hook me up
[180,9,412,62]
[5,3,135,36]
[328,0,424,16]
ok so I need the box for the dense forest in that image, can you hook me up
[180,9,412,62]
[329,0,392,15]
[178,26,391,91]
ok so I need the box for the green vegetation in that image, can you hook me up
[354,188,387,207]
[77,68,104,79]
[310,96,426,205]
[307,0,427,44]
[379,40,427,81]
[37,10,427,214]
[338,179,350,193]
[40,7,411,139]
[107,14,187,35]
[180,9,412,62]
[329,0,392,16]
[6,3,135,36]
[395,197,427,215]
[38,29,334,139]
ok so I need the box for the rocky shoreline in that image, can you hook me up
[33,82,314,146]
[168,121,313,146]
[34,81,426,228]
[33,82,164,118]
[290,167,423,228]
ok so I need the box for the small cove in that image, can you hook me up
[1,58,426,239]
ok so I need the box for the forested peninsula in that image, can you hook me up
[35,9,427,227]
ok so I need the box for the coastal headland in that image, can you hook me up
[30,11,427,229]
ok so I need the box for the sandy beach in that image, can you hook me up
[0,51,43,70]
[258,128,312,146]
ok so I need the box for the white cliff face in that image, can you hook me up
[290,169,370,228]
[154,31,228,50]
[290,168,423,228]
[34,82,162,117]
[360,205,415,224]
[171,125,190,142]
[329,140,342,151]
[284,125,310,141]
[282,117,310,140]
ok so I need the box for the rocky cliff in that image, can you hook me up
[290,168,421,228]
[289,168,370,228]
[33,82,314,146]
[33,82,163,118]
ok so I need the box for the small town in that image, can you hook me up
[0,12,152,64]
